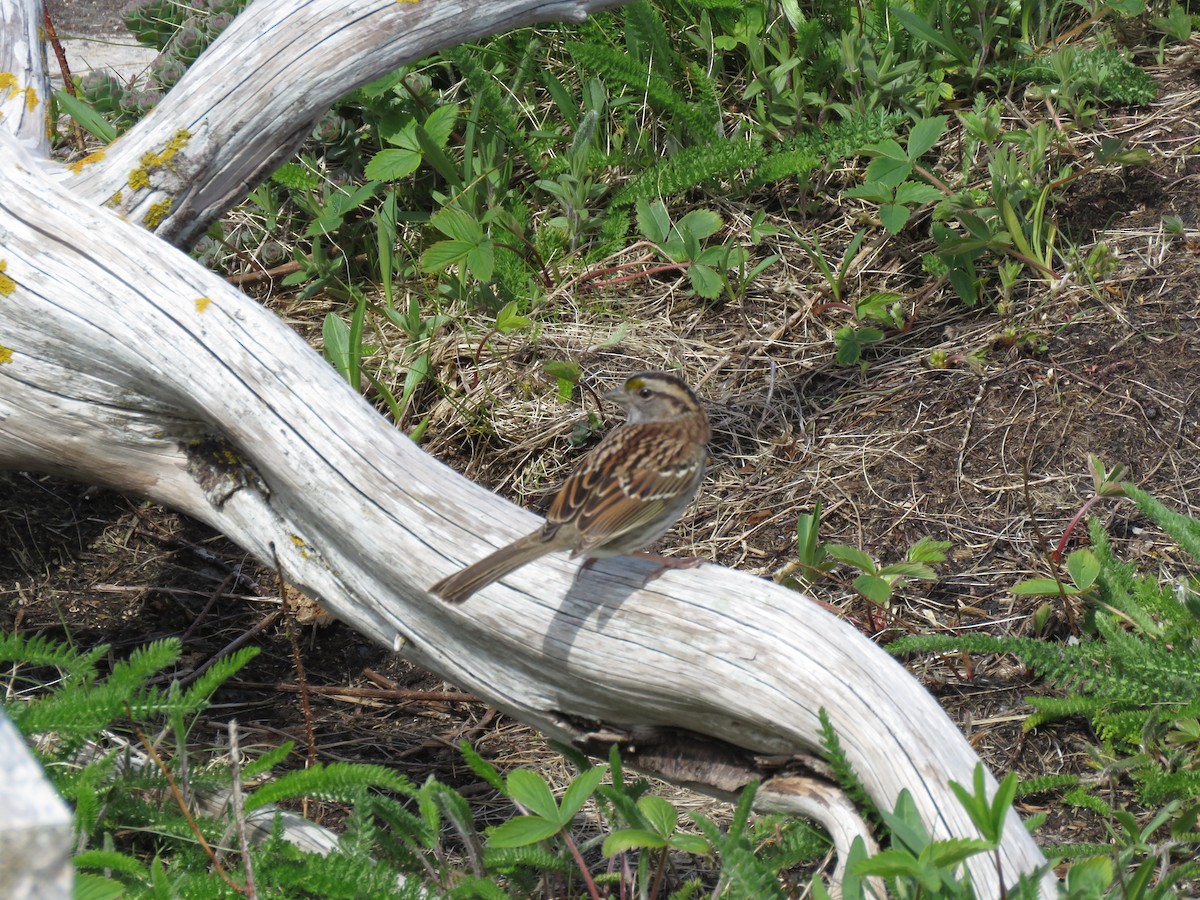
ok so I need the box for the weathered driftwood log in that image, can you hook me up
[0,710,73,899]
[0,0,1055,894]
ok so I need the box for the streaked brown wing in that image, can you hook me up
[547,423,701,552]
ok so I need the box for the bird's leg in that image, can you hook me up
[632,551,705,584]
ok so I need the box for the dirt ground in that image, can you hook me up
[6,3,1200,888]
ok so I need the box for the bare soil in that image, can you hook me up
[6,12,1200,887]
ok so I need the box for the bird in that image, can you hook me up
[430,371,710,603]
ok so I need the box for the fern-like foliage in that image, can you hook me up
[889,484,1200,805]
[992,47,1158,106]
[564,39,718,144]
[610,137,763,208]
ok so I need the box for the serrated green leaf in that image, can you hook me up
[423,104,458,148]
[420,239,473,274]
[637,794,678,837]
[921,837,994,868]
[1066,549,1100,589]
[676,209,723,240]
[907,116,949,158]
[430,206,484,242]
[466,242,495,281]
[603,828,667,855]
[560,764,607,820]
[364,148,422,182]
[854,573,892,605]
[636,198,672,243]
[827,544,876,572]
[877,561,937,581]
[496,301,532,333]
[506,769,559,820]
[864,154,911,188]
[879,203,911,234]
[669,832,711,855]
[894,182,944,205]
[689,263,723,298]
[488,815,563,848]
[907,537,952,563]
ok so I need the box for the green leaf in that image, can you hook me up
[854,573,892,606]
[879,203,911,234]
[420,239,474,274]
[1065,856,1114,894]
[921,837,994,868]
[364,148,422,182]
[603,828,668,855]
[852,847,923,879]
[636,198,672,243]
[270,162,321,191]
[877,561,937,581]
[834,327,863,365]
[907,116,949,159]
[863,155,911,188]
[827,544,877,573]
[1011,577,1075,596]
[637,794,679,837]
[669,833,711,855]
[689,263,724,298]
[894,182,944,205]
[844,184,894,204]
[55,89,117,142]
[495,301,532,333]
[907,537,952,563]
[72,873,127,900]
[423,103,458,148]
[322,314,351,380]
[506,769,560,821]
[676,209,723,240]
[1066,549,1100,589]
[431,206,485,242]
[466,241,495,281]
[487,815,563,848]
[560,764,608,820]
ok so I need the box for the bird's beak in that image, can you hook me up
[604,388,628,405]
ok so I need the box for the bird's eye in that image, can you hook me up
[639,387,653,399]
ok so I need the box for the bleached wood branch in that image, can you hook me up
[0,0,1055,894]
[0,711,73,899]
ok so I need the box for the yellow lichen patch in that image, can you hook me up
[128,167,149,190]
[67,149,106,174]
[143,198,173,229]
[24,85,37,111]
[0,72,16,98]
[160,128,192,163]
[195,296,212,312]
[0,260,14,296]
[0,346,12,365]
[105,191,123,208]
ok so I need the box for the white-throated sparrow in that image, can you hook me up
[431,371,710,603]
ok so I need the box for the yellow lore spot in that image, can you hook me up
[195,296,212,312]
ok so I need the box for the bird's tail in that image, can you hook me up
[430,532,557,603]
